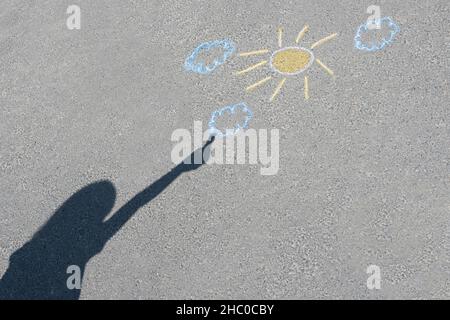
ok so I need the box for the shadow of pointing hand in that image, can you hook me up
[0,136,215,300]
[182,135,215,171]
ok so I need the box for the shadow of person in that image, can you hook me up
[0,136,215,299]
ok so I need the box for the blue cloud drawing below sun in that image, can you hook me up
[208,103,253,138]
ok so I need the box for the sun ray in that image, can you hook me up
[278,27,283,48]
[246,76,272,92]
[311,33,338,49]
[295,25,309,44]
[304,76,309,100]
[238,49,270,57]
[315,58,334,76]
[236,60,268,75]
[270,78,287,102]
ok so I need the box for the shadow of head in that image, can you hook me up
[29,180,117,256]
[0,181,117,300]
[46,180,115,226]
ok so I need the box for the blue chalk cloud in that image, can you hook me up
[354,17,400,52]
[184,39,236,75]
[208,102,253,138]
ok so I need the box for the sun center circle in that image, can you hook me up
[270,47,314,75]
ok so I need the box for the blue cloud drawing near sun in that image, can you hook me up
[184,39,236,75]
[354,17,400,52]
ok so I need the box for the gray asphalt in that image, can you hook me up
[0,0,449,299]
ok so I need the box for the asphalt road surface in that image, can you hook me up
[0,0,449,299]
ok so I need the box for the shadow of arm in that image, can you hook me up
[102,136,215,239]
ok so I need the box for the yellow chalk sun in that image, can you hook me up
[237,25,337,101]
[271,47,313,75]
